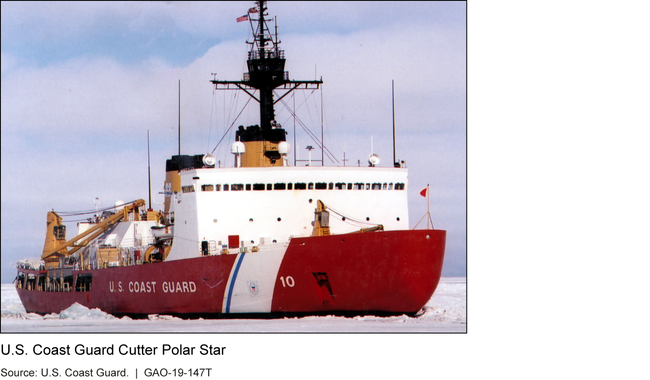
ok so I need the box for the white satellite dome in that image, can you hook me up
[278,141,290,155]
[231,141,246,154]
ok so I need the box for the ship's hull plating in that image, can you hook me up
[17,230,445,317]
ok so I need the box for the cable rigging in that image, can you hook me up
[53,199,141,216]
[323,202,382,229]
[277,96,339,164]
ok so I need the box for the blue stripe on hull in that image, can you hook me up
[224,252,246,313]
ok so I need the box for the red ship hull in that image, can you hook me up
[16,229,445,317]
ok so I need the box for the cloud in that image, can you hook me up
[1,52,18,76]
[1,2,467,282]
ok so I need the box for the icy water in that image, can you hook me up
[1,277,465,333]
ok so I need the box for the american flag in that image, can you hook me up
[236,14,249,23]
[248,7,259,13]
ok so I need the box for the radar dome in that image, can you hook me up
[278,142,290,155]
[231,141,245,154]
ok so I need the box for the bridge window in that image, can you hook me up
[295,182,307,190]
[253,183,266,191]
[372,183,382,190]
[223,184,229,191]
[274,183,286,190]
[315,182,327,190]
[181,185,195,193]
[201,184,214,191]
[231,184,244,191]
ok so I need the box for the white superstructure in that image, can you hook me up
[166,166,409,261]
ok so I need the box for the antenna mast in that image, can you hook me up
[211,0,323,167]
[392,80,397,167]
[147,130,152,210]
[178,80,181,156]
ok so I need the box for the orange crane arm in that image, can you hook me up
[41,199,146,262]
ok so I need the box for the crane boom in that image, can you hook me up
[41,200,146,269]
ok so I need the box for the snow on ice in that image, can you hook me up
[1,278,465,332]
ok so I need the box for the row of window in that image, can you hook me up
[182,182,406,193]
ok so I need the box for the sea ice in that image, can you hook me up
[0,278,466,332]
[57,302,117,320]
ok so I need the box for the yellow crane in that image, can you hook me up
[41,199,146,269]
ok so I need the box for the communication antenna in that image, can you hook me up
[306,145,314,166]
[94,197,100,221]
[368,136,380,167]
[178,80,181,156]
[202,154,217,166]
[147,130,152,210]
[321,85,324,166]
[368,153,381,167]
[392,80,397,167]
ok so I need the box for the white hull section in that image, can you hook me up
[222,245,287,313]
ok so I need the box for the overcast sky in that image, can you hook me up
[1,1,466,283]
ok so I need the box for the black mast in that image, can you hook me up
[211,1,322,146]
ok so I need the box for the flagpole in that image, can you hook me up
[427,184,430,229]
[414,185,431,230]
